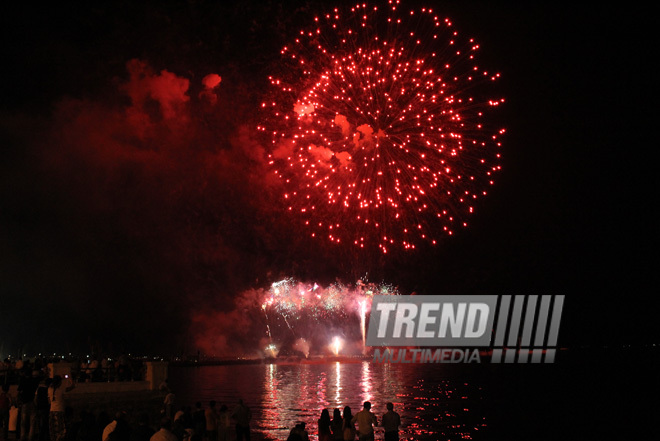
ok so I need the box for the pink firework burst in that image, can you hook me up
[259,1,505,254]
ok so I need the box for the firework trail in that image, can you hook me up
[259,0,504,254]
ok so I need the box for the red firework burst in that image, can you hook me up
[258,0,505,254]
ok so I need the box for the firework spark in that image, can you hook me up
[259,1,504,253]
[260,277,398,355]
[330,336,343,355]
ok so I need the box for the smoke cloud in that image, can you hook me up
[0,2,454,357]
[0,56,300,355]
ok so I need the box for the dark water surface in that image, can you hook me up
[168,349,656,440]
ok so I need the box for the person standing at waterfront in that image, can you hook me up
[351,402,377,441]
[341,407,356,441]
[18,370,39,441]
[159,380,170,393]
[191,402,205,441]
[217,405,230,441]
[173,407,185,425]
[330,409,343,441]
[380,403,401,441]
[204,401,218,441]
[33,377,50,441]
[231,399,251,441]
[0,384,11,440]
[171,412,186,441]
[105,412,131,441]
[317,409,332,441]
[150,418,177,441]
[102,412,120,441]
[48,375,75,441]
[164,392,176,421]
[286,422,309,441]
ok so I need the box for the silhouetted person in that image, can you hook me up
[150,418,177,441]
[217,405,230,441]
[18,370,39,441]
[158,380,170,393]
[171,415,186,441]
[287,423,309,441]
[351,402,377,441]
[381,403,401,441]
[330,409,343,441]
[163,393,176,421]
[286,425,301,441]
[48,375,75,441]
[191,402,205,441]
[102,414,116,441]
[0,384,10,440]
[130,413,155,441]
[180,407,193,430]
[173,407,185,426]
[341,407,356,441]
[204,401,218,441]
[231,400,251,441]
[318,409,331,441]
[105,412,130,441]
[97,411,111,441]
[33,377,50,441]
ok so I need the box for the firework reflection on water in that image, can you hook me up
[170,362,488,440]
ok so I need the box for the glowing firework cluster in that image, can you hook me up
[259,0,505,253]
[261,278,398,356]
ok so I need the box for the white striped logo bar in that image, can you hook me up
[367,295,565,364]
[490,295,564,363]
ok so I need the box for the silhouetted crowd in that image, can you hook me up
[2,364,402,441]
[287,401,401,441]
[156,387,253,441]
[0,360,145,441]
[1,377,253,441]
[1,357,145,386]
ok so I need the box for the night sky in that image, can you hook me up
[1,1,656,357]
